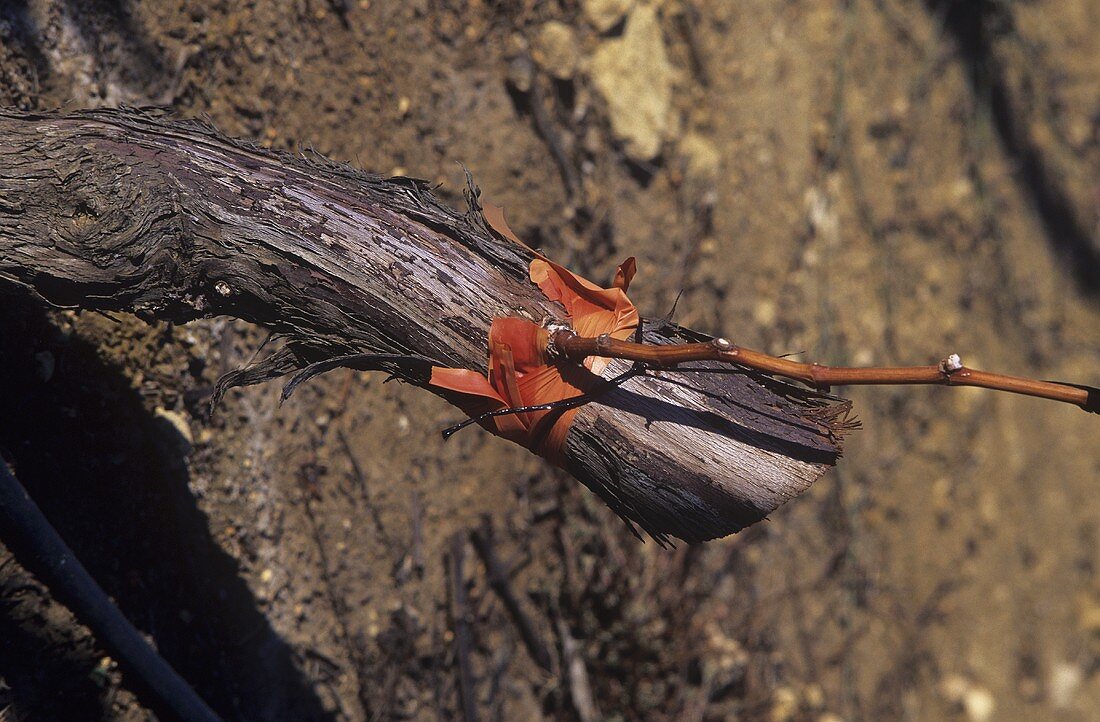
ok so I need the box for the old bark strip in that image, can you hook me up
[0,108,854,543]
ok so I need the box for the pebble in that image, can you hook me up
[753,298,778,327]
[583,0,634,33]
[678,132,721,184]
[507,54,535,93]
[803,683,825,710]
[963,688,995,722]
[940,674,995,722]
[589,4,672,161]
[1048,661,1082,709]
[769,686,799,722]
[533,21,579,80]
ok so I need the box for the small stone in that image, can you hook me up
[583,0,634,33]
[769,686,799,722]
[931,476,952,511]
[753,299,778,327]
[803,684,825,710]
[962,687,994,722]
[1066,117,1092,149]
[1048,661,1083,709]
[506,54,535,93]
[589,4,672,162]
[805,186,839,242]
[939,674,970,704]
[940,675,995,722]
[678,132,721,183]
[532,21,579,80]
[259,568,274,584]
[852,348,875,366]
[950,177,973,201]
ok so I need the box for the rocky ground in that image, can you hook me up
[1,1,1098,720]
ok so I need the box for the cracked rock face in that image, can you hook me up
[589,4,672,162]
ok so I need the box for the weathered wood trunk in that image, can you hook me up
[0,108,855,543]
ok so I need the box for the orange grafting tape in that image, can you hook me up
[429,205,638,464]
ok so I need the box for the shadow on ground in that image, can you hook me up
[0,288,329,721]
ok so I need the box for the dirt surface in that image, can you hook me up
[1,1,1098,721]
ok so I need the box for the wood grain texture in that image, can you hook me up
[0,108,855,543]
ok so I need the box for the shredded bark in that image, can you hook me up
[0,107,856,542]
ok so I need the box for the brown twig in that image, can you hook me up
[409,491,426,580]
[335,430,390,544]
[556,617,599,722]
[672,1,711,87]
[447,533,478,722]
[297,459,373,721]
[550,330,1098,412]
[510,53,584,207]
[469,517,553,673]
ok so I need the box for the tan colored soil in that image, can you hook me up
[1,1,1098,720]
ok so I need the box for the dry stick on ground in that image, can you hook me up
[297,459,375,720]
[0,108,856,544]
[556,617,600,722]
[336,429,391,545]
[470,517,554,673]
[447,534,478,722]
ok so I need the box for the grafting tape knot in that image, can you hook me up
[428,205,638,464]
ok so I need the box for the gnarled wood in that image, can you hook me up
[0,108,855,543]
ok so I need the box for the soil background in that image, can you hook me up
[1,1,1099,721]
